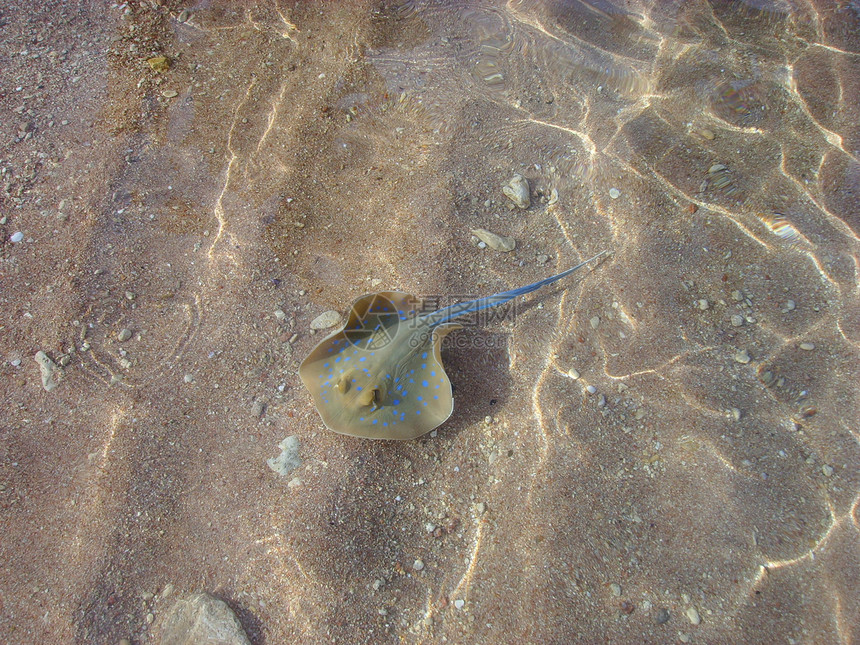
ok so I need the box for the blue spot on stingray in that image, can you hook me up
[357,386,363,391]
[393,399,400,406]
[383,422,389,427]
[434,395,439,400]
[359,356,367,362]
[394,377,400,383]
[386,374,391,379]
[351,379,356,383]
[372,419,379,425]
[359,417,365,421]
[431,371,436,376]
[335,357,341,363]
[421,363,426,369]
[416,410,421,415]
[327,348,334,353]
[417,396,423,402]
[435,385,440,389]
[422,380,429,387]
[422,352,428,359]
[343,357,351,362]
[324,362,330,368]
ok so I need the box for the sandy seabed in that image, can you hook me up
[1,1,858,644]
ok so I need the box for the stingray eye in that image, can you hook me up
[356,387,379,407]
[334,370,358,394]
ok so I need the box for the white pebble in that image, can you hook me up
[10,232,23,243]
[799,342,815,351]
[734,349,751,364]
[413,559,425,571]
[686,606,701,625]
[608,188,620,199]
[310,310,341,330]
[586,385,597,394]
[454,599,465,610]
[567,368,580,380]
[183,373,194,383]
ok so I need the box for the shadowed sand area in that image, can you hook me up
[0,1,858,643]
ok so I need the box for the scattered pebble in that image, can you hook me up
[178,8,190,22]
[34,351,62,391]
[310,310,341,330]
[146,55,170,72]
[782,299,796,313]
[476,502,487,515]
[453,599,465,610]
[274,309,287,321]
[183,373,194,383]
[729,407,742,421]
[610,583,622,597]
[799,342,815,351]
[502,174,530,209]
[251,400,266,419]
[267,436,302,477]
[586,385,597,394]
[536,254,549,266]
[822,464,834,477]
[608,188,620,199]
[590,316,600,329]
[734,349,751,364]
[732,290,744,302]
[699,128,715,140]
[413,559,425,571]
[697,299,709,310]
[730,314,744,327]
[471,228,515,252]
[686,606,701,625]
[10,232,24,243]
[162,89,178,98]
[117,328,132,342]
[567,368,580,380]
[547,188,559,205]
[655,608,670,624]
[159,592,251,645]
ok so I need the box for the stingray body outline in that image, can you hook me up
[299,251,607,440]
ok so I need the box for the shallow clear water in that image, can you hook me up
[1,1,858,643]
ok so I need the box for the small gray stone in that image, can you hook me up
[251,400,267,419]
[655,608,670,624]
[117,328,132,342]
[10,231,24,243]
[158,591,251,645]
[268,436,301,477]
[608,188,621,199]
[310,310,341,330]
[734,349,751,364]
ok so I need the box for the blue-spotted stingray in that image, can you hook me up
[300,250,607,440]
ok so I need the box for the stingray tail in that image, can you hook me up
[422,250,607,328]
